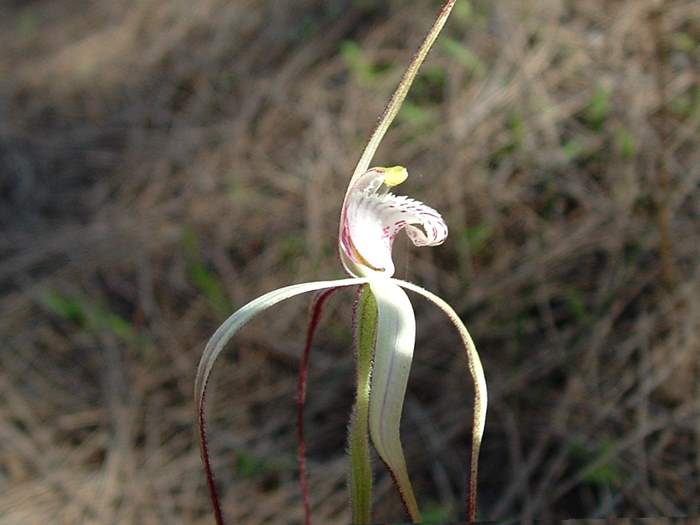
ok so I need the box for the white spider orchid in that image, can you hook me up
[194,2,487,524]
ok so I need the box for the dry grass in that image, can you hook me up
[1,0,699,523]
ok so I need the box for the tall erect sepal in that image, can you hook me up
[344,0,459,190]
[340,0,458,276]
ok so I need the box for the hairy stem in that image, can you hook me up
[349,285,377,524]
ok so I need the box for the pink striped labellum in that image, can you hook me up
[340,166,448,277]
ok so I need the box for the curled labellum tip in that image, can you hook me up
[340,167,447,278]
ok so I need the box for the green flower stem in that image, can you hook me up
[349,285,377,524]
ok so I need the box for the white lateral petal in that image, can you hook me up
[194,278,368,413]
[367,278,421,521]
[392,278,487,519]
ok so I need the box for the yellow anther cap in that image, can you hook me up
[382,166,408,187]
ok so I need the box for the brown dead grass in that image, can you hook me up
[0,0,699,523]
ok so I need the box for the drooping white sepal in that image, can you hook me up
[393,278,487,522]
[195,278,368,417]
[367,278,421,521]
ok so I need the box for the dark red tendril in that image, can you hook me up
[296,286,341,525]
[198,383,225,525]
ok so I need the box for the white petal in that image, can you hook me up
[367,278,421,521]
[341,168,448,277]
[194,278,368,415]
[392,278,487,521]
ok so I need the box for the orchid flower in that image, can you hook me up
[194,1,487,524]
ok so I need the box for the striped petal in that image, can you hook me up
[340,167,448,277]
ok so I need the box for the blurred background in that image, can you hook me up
[1,0,699,523]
